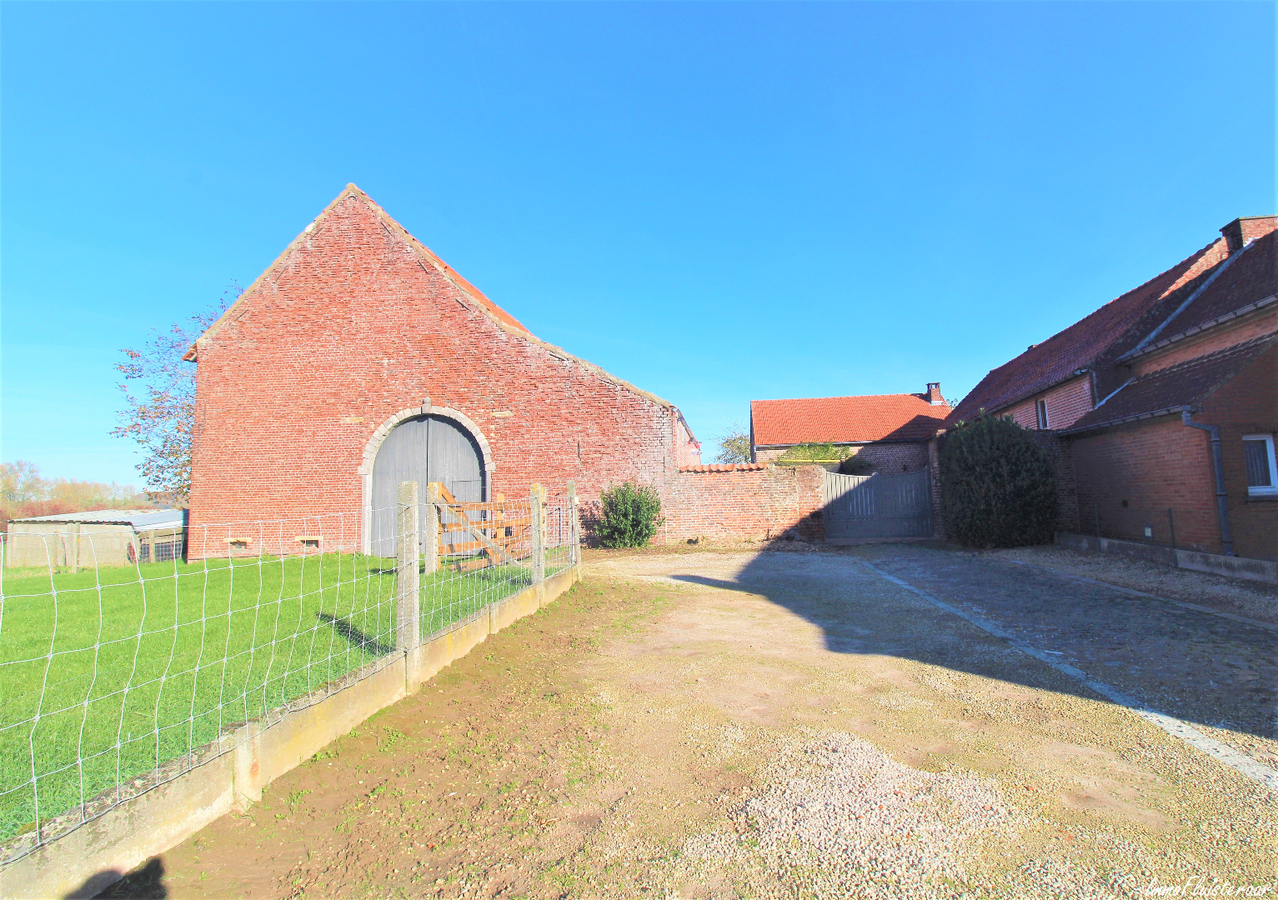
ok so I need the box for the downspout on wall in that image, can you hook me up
[1181,407,1235,556]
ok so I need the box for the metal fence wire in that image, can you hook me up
[0,483,578,866]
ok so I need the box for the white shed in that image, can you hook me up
[4,509,187,570]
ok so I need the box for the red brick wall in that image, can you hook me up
[660,465,825,542]
[853,443,929,474]
[189,190,689,556]
[1005,375,1094,431]
[1133,307,1278,376]
[1201,342,1278,561]
[1068,417,1220,553]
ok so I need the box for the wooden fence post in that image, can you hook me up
[423,485,439,577]
[396,481,421,653]
[530,484,546,584]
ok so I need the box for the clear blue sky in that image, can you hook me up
[3,1,1273,485]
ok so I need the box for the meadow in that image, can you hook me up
[0,552,534,845]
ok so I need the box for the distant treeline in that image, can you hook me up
[0,461,154,531]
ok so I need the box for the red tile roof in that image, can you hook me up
[679,463,768,473]
[751,393,951,446]
[1135,229,1278,347]
[948,238,1230,423]
[1064,333,1278,433]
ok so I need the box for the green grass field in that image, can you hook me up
[0,553,534,844]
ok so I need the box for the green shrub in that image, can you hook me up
[776,442,850,464]
[939,415,1057,548]
[597,481,665,548]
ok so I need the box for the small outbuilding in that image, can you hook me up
[750,383,951,472]
[4,509,187,570]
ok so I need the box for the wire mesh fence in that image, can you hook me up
[0,483,579,866]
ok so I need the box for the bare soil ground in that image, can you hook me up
[106,546,1276,899]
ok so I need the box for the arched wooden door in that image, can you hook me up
[369,415,486,556]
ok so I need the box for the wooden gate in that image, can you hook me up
[823,467,933,540]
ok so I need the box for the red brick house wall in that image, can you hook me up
[1200,343,1278,561]
[188,187,698,556]
[1131,307,1278,377]
[1069,418,1220,553]
[1004,375,1094,432]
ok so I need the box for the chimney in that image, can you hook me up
[926,382,945,405]
[1220,216,1277,254]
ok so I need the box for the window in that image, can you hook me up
[1036,399,1049,430]
[1243,435,1278,496]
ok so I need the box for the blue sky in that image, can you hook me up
[2,1,1273,485]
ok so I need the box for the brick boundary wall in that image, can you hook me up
[658,464,825,543]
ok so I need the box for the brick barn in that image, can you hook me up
[948,216,1278,561]
[186,184,702,555]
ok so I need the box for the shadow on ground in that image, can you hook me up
[81,856,166,898]
[666,541,1276,743]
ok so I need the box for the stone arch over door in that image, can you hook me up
[359,405,495,555]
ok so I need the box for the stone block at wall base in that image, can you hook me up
[1055,532,1277,584]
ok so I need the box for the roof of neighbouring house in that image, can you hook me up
[1063,332,1278,434]
[948,238,1230,423]
[11,509,186,529]
[751,393,951,446]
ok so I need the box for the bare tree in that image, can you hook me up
[714,420,753,464]
[0,461,147,530]
[112,287,237,504]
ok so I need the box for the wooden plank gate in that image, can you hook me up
[429,483,535,572]
[823,467,934,540]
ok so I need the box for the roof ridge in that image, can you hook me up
[184,185,685,419]
[752,392,941,404]
[979,238,1226,380]
[1124,238,1253,357]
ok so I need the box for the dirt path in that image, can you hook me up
[107,548,1276,899]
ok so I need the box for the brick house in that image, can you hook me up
[185,184,703,556]
[750,385,951,473]
[949,216,1277,561]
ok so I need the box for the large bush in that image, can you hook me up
[597,481,665,548]
[939,415,1057,548]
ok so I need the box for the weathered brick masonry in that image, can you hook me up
[662,465,825,543]
[188,186,704,556]
[1069,418,1221,553]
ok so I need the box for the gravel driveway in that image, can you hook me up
[856,544,1278,771]
[110,545,1276,900]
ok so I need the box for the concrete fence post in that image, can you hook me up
[566,481,579,566]
[396,481,421,653]
[530,483,546,584]
[69,522,80,574]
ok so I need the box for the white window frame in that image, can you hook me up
[1243,433,1278,497]
[1035,399,1049,430]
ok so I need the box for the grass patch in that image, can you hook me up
[0,551,544,844]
